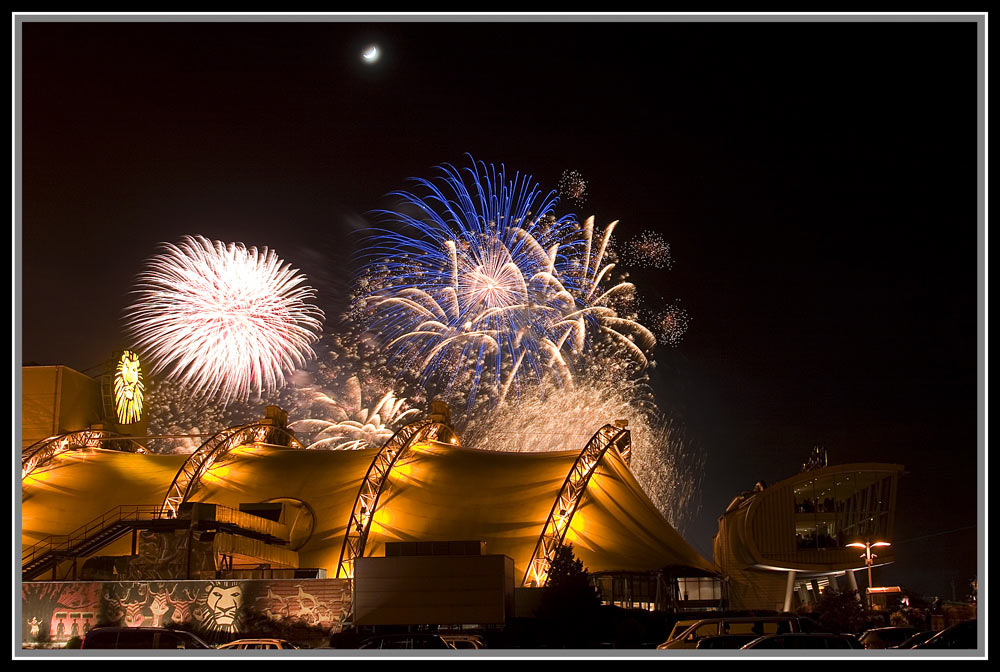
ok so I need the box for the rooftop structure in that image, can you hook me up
[713,461,904,612]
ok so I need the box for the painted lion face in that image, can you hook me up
[206,585,243,628]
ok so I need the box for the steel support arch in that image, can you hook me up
[22,430,148,480]
[157,422,304,519]
[335,419,459,579]
[522,423,631,588]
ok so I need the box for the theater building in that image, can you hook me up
[20,363,720,646]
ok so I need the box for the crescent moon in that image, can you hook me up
[363,45,379,63]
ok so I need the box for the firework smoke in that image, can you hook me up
[145,379,258,453]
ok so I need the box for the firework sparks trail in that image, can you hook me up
[461,372,702,532]
[125,235,325,406]
[357,156,656,409]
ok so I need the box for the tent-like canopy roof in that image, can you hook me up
[22,439,716,581]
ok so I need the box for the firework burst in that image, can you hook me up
[357,157,655,409]
[623,230,673,270]
[286,375,419,450]
[651,304,690,347]
[125,235,325,406]
[557,168,588,206]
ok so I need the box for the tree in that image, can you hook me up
[804,590,870,634]
[537,543,601,647]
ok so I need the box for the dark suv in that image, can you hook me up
[913,620,978,649]
[82,626,213,649]
[858,626,919,649]
[741,633,863,649]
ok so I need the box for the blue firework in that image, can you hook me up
[356,156,654,408]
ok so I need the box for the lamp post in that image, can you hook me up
[847,540,891,609]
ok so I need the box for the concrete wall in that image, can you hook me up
[22,366,103,447]
[354,554,514,626]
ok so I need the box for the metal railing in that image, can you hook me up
[21,504,164,578]
[22,502,292,579]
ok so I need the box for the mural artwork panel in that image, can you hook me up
[21,578,352,646]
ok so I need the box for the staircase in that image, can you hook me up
[22,505,169,580]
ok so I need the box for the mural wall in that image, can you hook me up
[81,530,217,581]
[21,579,352,646]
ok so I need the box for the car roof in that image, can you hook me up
[744,633,850,644]
[687,616,797,623]
[864,626,916,633]
[89,626,172,631]
[224,639,289,643]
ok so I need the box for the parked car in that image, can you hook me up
[891,629,940,649]
[858,626,919,649]
[657,616,814,649]
[81,626,213,649]
[694,634,760,649]
[663,619,699,644]
[217,638,299,650]
[440,634,487,650]
[358,633,452,650]
[741,633,863,649]
[912,620,977,649]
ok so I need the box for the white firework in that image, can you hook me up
[125,235,325,406]
[288,376,419,450]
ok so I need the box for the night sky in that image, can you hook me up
[17,17,982,600]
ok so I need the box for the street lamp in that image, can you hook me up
[847,539,891,609]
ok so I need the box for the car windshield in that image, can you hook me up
[897,631,938,648]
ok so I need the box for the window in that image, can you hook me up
[677,577,722,601]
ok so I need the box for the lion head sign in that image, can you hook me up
[114,350,144,425]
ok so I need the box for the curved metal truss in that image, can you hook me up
[158,422,304,519]
[22,430,148,480]
[336,419,459,579]
[522,423,631,588]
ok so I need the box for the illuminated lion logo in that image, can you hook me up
[114,351,144,425]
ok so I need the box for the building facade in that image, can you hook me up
[713,462,904,612]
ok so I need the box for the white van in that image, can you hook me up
[657,616,812,650]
